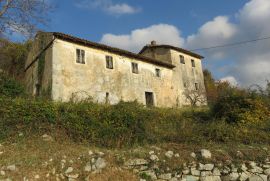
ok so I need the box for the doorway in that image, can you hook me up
[145,92,154,107]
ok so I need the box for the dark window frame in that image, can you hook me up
[180,55,185,64]
[106,55,113,69]
[132,62,139,74]
[155,68,161,77]
[191,59,195,67]
[76,49,85,64]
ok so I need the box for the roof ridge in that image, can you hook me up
[49,32,175,69]
[139,44,204,59]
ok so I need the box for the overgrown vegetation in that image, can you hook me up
[0,38,32,79]
[0,71,269,148]
[0,72,25,97]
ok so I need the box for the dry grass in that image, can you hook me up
[0,132,269,180]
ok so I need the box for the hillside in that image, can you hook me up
[0,72,269,180]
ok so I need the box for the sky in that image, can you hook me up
[36,0,270,87]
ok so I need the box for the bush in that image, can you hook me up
[0,72,25,97]
[0,97,269,147]
[212,89,270,124]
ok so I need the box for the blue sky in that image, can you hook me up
[48,0,248,42]
[38,0,270,87]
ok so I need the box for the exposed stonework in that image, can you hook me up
[24,32,206,107]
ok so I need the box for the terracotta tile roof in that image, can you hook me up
[50,32,176,69]
[139,45,204,59]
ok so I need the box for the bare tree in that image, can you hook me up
[0,0,52,37]
[183,83,207,106]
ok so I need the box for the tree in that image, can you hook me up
[0,0,52,37]
[0,38,32,79]
[203,69,217,104]
[183,83,207,106]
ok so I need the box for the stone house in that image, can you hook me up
[24,32,206,107]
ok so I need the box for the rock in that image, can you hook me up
[230,164,238,173]
[170,178,178,181]
[34,175,40,179]
[201,171,212,177]
[201,149,211,159]
[165,151,174,159]
[241,164,248,171]
[200,176,221,181]
[65,167,73,174]
[91,158,95,164]
[19,132,23,137]
[0,151,3,155]
[182,168,190,175]
[98,151,105,156]
[182,175,199,181]
[88,150,93,156]
[191,169,200,176]
[95,157,106,170]
[124,159,148,166]
[236,151,244,158]
[158,173,172,180]
[263,168,270,175]
[6,164,16,171]
[41,134,53,141]
[84,162,92,172]
[262,164,270,169]
[150,154,159,162]
[239,172,251,181]
[249,161,257,168]
[212,168,221,176]
[249,166,263,173]
[175,153,180,158]
[248,174,268,181]
[190,152,196,158]
[91,164,97,171]
[228,172,239,181]
[139,166,148,171]
[66,174,79,179]
[149,151,155,155]
[198,163,214,171]
[140,170,157,180]
[0,170,5,176]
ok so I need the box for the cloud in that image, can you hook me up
[184,0,270,87]
[75,0,140,15]
[100,24,184,52]
[220,76,238,86]
[98,0,270,87]
[186,16,237,59]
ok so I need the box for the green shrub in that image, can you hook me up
[0,72,25,97]
[0,97,269,147]
[212,89,270,124]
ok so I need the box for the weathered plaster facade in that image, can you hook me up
[25,32,206,107]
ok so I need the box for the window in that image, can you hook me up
[180,55,185,64]
[191,59,195,67]
[106,56,113,69]
[76,49,85,64]
[155,68,161,77]
[132,62,138,74]
[195,83,199,90]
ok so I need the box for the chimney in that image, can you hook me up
[150,40,157,46]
